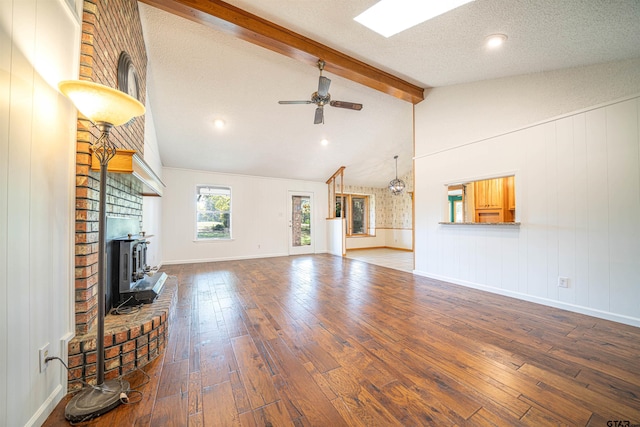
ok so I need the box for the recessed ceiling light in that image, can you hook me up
[213,118,225,129]
[354,0,474,38]
[485,33,507,49]
[320,139,329,146]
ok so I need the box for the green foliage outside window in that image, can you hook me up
[197,186,231,239]
[336,194,368,235]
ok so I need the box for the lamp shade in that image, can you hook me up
[59,80,145,126]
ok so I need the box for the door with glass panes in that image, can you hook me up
[288,191,314,255]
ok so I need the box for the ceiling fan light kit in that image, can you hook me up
[278,59,363,124]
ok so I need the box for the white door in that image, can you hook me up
[288,191,314,255]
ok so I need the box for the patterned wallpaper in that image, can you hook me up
[343,169,413,230]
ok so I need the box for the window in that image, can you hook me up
[196,186,231,239]
[336,194,369,236]
[445,175,516,223]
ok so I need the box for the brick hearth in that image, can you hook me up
[67,275,177,392]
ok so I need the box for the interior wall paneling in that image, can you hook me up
[585,107,611,312]
[1,0,80,424]
[572,113,590,309]
[607,99,640,316]
[0,0,10,420]
[555,116,576,305]
[414,93,640,327]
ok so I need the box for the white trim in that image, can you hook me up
[58,0,82,24]
[162,252,290,265]
[413,270,640,328]
[25,385,65,427]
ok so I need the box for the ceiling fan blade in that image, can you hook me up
[314,106,324,124]
[318,76,331,97]
[279,100,313,104]
[330,100,363,111]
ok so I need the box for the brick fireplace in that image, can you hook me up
[69,0,172,391]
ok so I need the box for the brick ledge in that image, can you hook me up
[67,275,178,391]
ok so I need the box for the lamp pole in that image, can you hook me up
[93,122,116,386]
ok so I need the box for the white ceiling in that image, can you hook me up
[138,0,640,187]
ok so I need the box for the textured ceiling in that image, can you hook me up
[138,0,640,187]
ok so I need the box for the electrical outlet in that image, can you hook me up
[39,343,50,373]
[558,277,569,288]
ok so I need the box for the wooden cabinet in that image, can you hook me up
[506,175,515,210]
[474,178,503,209]
[474,178,504,222]
[475,209,502,223]
[504,175,515,222]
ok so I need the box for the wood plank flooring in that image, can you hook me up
[44,254,640,426]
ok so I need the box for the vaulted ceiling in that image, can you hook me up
[138,0,640,187]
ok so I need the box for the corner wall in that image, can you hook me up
[414,59,640,326]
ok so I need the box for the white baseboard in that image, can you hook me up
[162,252,290,265]
[413,270,640,328]
[25,384,64,427]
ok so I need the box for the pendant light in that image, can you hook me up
[389,155,406,196]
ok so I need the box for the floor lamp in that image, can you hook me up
[59,80,145,422]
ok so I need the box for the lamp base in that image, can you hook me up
[65,379,130,423]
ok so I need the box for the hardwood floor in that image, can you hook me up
[44,254,640,426]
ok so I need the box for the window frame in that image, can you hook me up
[336,193,370,236]
[195,185,232,241]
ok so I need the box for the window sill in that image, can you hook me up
[193,238,235,243]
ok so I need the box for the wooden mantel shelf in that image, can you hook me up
[91,149,166,196]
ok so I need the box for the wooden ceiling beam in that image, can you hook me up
[139,0,425,104]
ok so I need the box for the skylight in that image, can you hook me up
[354,0,474,38]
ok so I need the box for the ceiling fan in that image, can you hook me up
[278,59,363,124]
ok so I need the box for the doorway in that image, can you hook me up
[288,191,314,255]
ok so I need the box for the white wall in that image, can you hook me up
[345,229,413,250]
[0,0,81,424]
[345,233,386,249]
[384,228,412,250]
[414,59,640,327]
[416,58,640,158]
[161,167,328,264]
[326,218,344,256]
[142,100,163,269]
